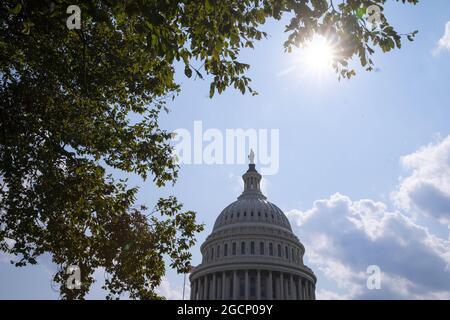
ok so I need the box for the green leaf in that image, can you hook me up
[8,3,22,14]
[184,66,192,78]
[356,7,366,18]
[209,83,215,98]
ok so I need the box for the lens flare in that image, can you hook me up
[299,35,336,76]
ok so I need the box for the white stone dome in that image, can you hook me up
[190,162,316,300]
[214,162,291,231]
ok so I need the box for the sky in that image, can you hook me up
[1,1,450,299]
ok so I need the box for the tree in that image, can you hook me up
[0,0,418,299]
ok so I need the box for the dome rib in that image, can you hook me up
[213,196,292,231]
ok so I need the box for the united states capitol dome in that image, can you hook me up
[213,179,292,232]
[190,154,316,300]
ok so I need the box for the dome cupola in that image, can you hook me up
[239,149,265,200]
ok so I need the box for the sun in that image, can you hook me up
[299,35,336,76]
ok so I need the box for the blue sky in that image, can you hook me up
[1,1,450,299]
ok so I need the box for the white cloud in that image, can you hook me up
[155,276,186,300]
[434,21,450,55]
[287,136,450,299]
[316,289,347,300]
[287,193,450,299]
[392,136,450,224]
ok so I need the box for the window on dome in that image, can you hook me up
[258,212,261,217]
[232,242,236,255]
[211,247,214,260]
[291,248,295,262]
[260,242,265,255]
[244,211,246,217]
[251,211,253,217]
[269,243,274,256]
[277,244,281,257]
[241,242,246,255]
[237,212,240,218]
[224,243,228,256]
[285,246,289,259]
[217,245,220,258]
[250,241,255,255]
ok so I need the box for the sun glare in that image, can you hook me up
[299,35,336,76]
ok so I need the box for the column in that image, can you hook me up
[225,273,230,300]
[298,278,302,300]
[222,272,226,300]
[275,274,280,299]
[304,281,307,300]
[203,276,208,300]
[304,281,309,300]
[211,273,216,300]
[312,284,316,300]
[217,274,221,299]
[195,279,199,300]
[299,280,302,300]
[207,276,211,300]
[256,270,261,300]
[190,279,196,300]
[284,275,288,299]
[280,273,284,300]
[267,271,273,300]
[199,277,204,300]
[233,271,239,300]
[196,279,200,300]
[245,270,249,299]
[290,274,296,300]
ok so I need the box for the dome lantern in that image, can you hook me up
[238,152,266,200]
